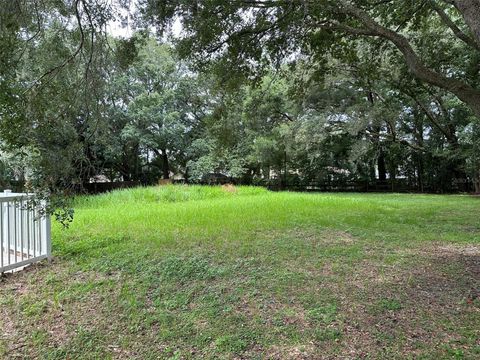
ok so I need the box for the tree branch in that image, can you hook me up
[431,2,480,51]
[23,0,85,94]
[407,92,458,145]
[335,0,480,118]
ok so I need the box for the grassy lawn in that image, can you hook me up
[1,185,479,359]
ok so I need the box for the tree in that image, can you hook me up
[1,0,478,199]
[107,36,207,181]
[0,0,116,223]
[139,1,480,117]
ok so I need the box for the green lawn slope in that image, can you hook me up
[1,186,479,359]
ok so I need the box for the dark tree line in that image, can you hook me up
[0,0,479,201]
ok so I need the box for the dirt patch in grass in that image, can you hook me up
[432,243,480,256]
[0,234,479,359]
[264,344,317,360]
[0,259,130,359]
[0,308,16,352]
[225,232,478,358]
[411,244,480,306]
[235,295,310,329]
[331,242,480,358]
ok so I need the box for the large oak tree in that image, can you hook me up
[139,0,480,117]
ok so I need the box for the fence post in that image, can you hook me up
[46,212,52,261]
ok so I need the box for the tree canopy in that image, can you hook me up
[0,0,479,204]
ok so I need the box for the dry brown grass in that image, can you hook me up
[221,183,237,193]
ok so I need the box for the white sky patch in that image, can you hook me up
[106,0,183,39]
[107,19,132,38]
[106,0,134,38]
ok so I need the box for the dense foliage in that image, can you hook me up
[1,0,479,197]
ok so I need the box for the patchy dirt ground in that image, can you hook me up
[1,234,479,359]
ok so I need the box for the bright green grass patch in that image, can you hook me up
[55,187,479,262]
[73,184,267,209]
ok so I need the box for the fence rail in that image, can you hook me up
[0,190,51,273]
[260,179,474,193]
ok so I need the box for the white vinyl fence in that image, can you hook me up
[0,190,51,273]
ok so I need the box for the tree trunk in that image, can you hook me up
[417,158,424,192]
[135,145,140,181]
[454,0,480,48]
[370,160,376,183]
[184,166,189,183]
[414,116,425,192]
[378,149,387,182]
[388,159,396,191]
[161,149,170,179]
[365,90,388,183]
